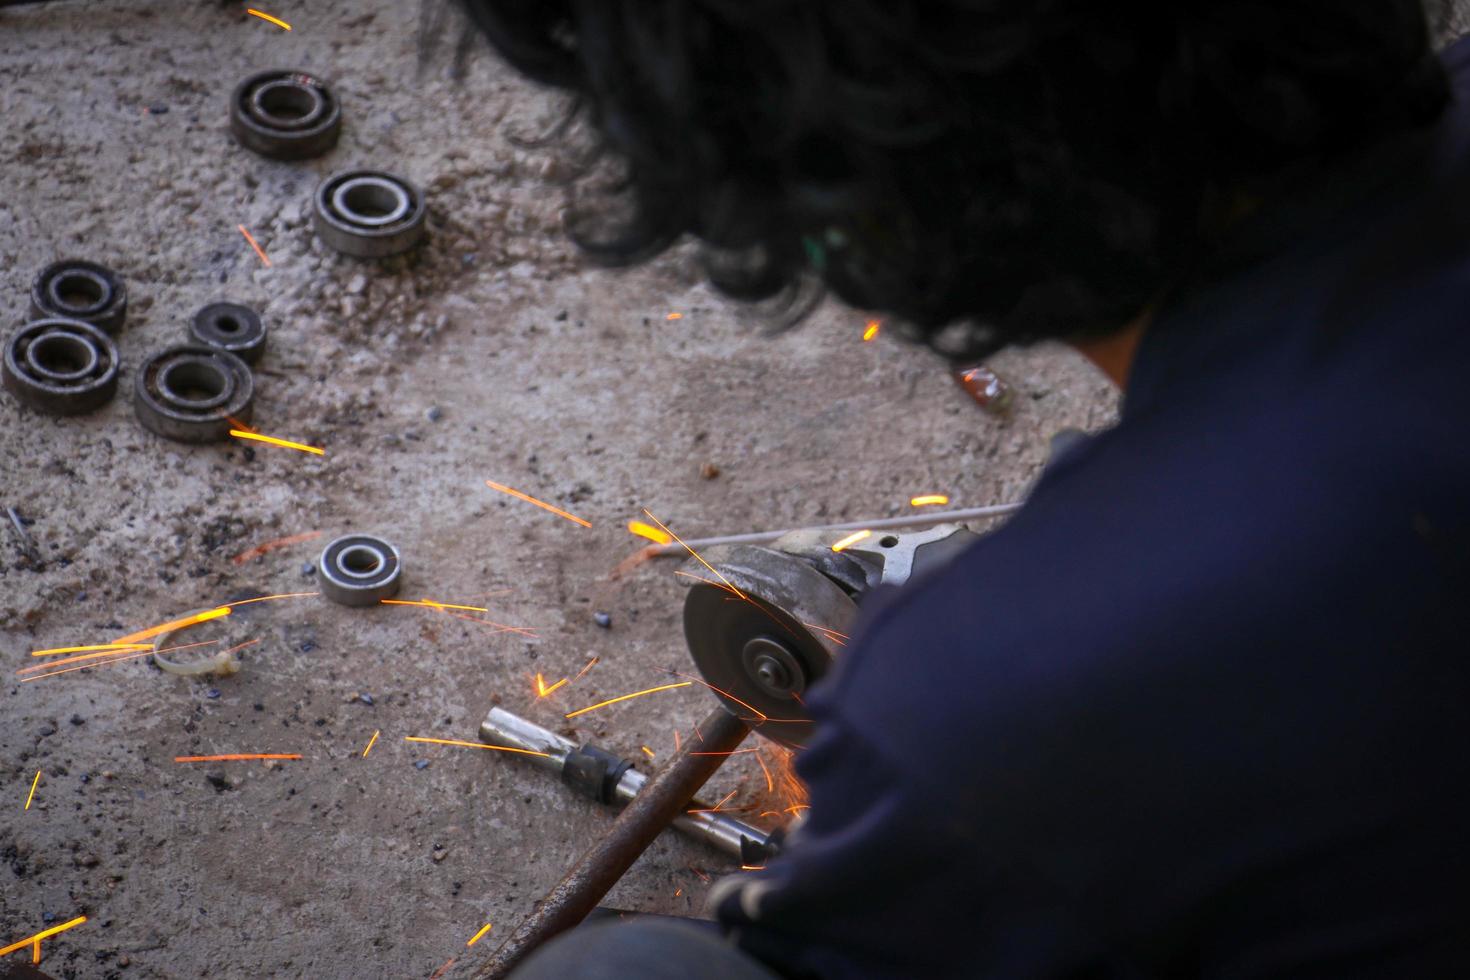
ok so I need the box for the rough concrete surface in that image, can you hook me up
[1,3,1458,978]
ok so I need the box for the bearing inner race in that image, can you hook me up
[158,357,235,412]
[336,544,387,579]
[47,269,112,317]
[248,79,327,132]
[25,332,100,382]
[331,177,413,228]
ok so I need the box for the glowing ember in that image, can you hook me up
[237,224,272,266]
[641,746,656,759]
[862,320,880,341]
[666,312,683,320]
[0,915,87,964]
[229,430,325,455]
[23,770,40,811]
[626,520,673,546]
[466,922,494,947]
[535,673,568,698]
[361,731,380,758]
[110,606,231,646]
[231,531,323,565]
[564,681,692,720]
[909,494,950,507]
[485,480,591,528]
[245,8,292,30]
[404,736,551,758]
[831,529,871,552]
[174,754,301,763]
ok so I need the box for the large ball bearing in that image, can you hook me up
[230,69,342,160]
[133,345,254,443]
[317,534,403,607]
[29,260,128,335]
[313,169,427,258]
[2,319,120,415]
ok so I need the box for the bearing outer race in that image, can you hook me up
[317,534,403,606]
[29,260,128,335]
[189,302,267,365]
[230,69,342,161]
[133,345,254,443]
[313,169,427,258]
[2,319,120,416]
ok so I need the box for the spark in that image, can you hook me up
[688,788,738,814]
[910,494,950,507]
[0,916,86,960]
[572,656,599,681]
[245,8,292,30]
[831,529,871,552]
[428,957,457,980]
[687,865,710,883]
[756,753,774,794]
[641,746,655,759]
[446,612,539,638]
[362,731,380,758]
[404,736,551,758]
[174,754,302,763]
[627,520,673,546]
[689,748,758,757]
[224,592,319,608]
[673,730,681,752]
[110,606,231,646]
[382,598,491,614]
[641,510,747,600]
[17,639,220,680]
[564,681,692,720]
[23,771,40,810]
[671,671,768,724]
[485,480,591,528]
[535,673,568,698]
[741,864,767,871]
[799,622,848,641]
[674,888,683,897]
[237,224,272,266]
[862,320,880,341]
[466,923,494,947]
[29,642,149,658]
[229,430,325,455]
[786,804,810,814]
[666,312,683,320]
[231,531,323,565]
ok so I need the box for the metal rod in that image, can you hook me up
[479,707,773,859]
[472,706,749,979]
[644,502,1023,556]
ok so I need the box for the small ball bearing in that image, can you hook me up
[230,69,342,160]
[189,302,267,365]
[2,319,120,415]
[317,534,403,607]
[29,259,128,335]
[133,345,254,443]
[313,169,427,258]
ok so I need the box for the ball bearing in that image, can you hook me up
[189,302,267,365]
[29,259,128,335]
[230,69,342,160]
[313,169,427,258]
[317,534,403,607]
[133,345,254,443]
[2,319,120,415]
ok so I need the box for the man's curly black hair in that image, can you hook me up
[450,1,1448,362]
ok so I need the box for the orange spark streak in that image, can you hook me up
[799,621,848,640]
[404,736,551,758]
[446,612,539,638]
[17,639,220,678]
[229,430,325,455]
[382,598,491,613]
[626,520,673,546]
[641,510,747,600]
[245,8,292,30]
[862,320,880,341]
[237,224,272,266]
[564,682,692,720]
[466,923,494,947]
[641,746,655,759]
[29,643,148,658]
[666,312,683,320]
[741,864,767,871]
[0,916,86,959]
[671,671,768,723]
[687,864,710,883]
[831,529,871,552]
[688,788,738,814]
[231,531,323,565]
[485,480,591,528]
[174,754,301,763]
[428,957,457,980]
[225,592,319,608]
[362,731,380,758]
[535,673,568,698]
[689,748,758,757]
[909,494,950,507]
[786,804,810,814]
[111,606,231,646]
[674,888,683,897]
[756,753,774,794]
[674,569,742,598]
[572,656,600,681]
[674,730,681,751]
[23,771,40,810]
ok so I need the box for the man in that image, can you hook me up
[452,2,1470,976]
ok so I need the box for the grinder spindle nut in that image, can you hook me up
[317,534,402,606]
[230,69,342,160]
[313,169,427,258]
[189,302,267,364]
[133,345,254,443]
[29,259,128,335]
[2,319,120,415]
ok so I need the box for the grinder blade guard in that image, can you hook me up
[680,524,979,749]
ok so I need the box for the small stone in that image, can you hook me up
[119,955,130,967]
[302,562,316,577]
[592,611,612,629]
[427,406,443,422]
[432,845,447,862]
[414,759,430,770]
[205,772,234,793]
[299,640,317,653]
[70,714,86,726]
[700,462,721,480]
[148,103,168,115]
[358,693,375,706]
[206,689,221,699]
[346,274,367,295]
[102,771,115,780]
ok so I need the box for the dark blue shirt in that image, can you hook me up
[717,36,1470,980]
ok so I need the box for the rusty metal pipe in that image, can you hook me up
[472,706,749,979]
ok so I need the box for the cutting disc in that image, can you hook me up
[681,545,858,749]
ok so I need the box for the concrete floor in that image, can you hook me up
[2,2,1460,978]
